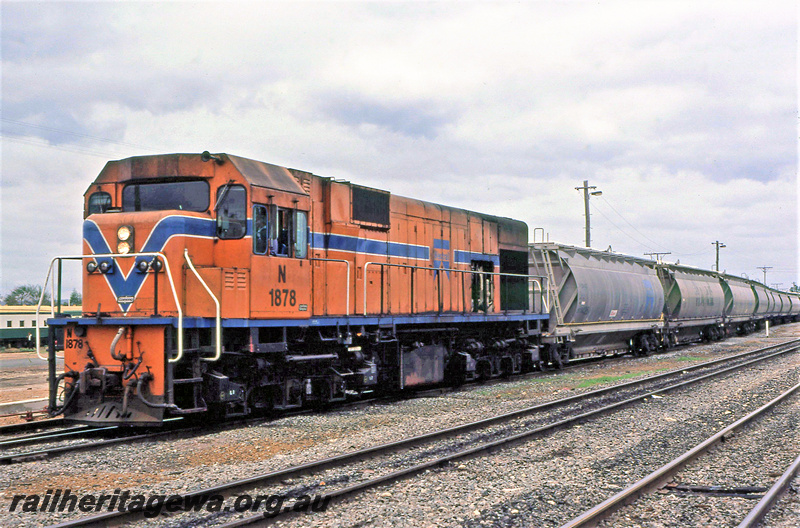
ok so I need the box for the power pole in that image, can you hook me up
[711,241,726,271]
[757,266,772,284]
[644,252,671,263]
[575,180,602,248]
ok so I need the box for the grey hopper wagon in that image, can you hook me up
[529,243,666,365]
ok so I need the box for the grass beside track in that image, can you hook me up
[574,372,644,388]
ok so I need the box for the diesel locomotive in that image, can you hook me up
[42,152,548,425]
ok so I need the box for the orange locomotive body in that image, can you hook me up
[47,152,547,425]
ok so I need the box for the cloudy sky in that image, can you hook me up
[1,1,797,297]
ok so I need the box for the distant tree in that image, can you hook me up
[3,284,51,306]
[68,289,82,306]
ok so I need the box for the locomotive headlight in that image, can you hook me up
[117,225,132,241]
[116,225,134,254]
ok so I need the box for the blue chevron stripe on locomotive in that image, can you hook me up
[83,216,217,312]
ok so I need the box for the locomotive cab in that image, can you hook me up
[58,153,313,424]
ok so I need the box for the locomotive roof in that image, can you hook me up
[226,154,308,196]
[95,153,527,230]
[95,153,308,196]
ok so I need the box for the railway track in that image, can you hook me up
[0,396,396,465]
[0,417,64,437]
[561,378,800,528]
[737,452,800,528]
[0,338,733,465]
[49,338,800,527]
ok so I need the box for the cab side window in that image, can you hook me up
[253,205,268,254]
[88,192,112,215]
[258,206,308,258]
[270,207,290,256]
[294,211,308,258]
[216,185,246,239]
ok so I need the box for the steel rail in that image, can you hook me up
[52,340,800,527]
[560,380,800,528]
[0,418,65,437]
[361,261,545,316]
[183,248,222,362]
[736,452,800,528]
[0,424,101,450]
[214,343,800,528]
[0,424,194,466]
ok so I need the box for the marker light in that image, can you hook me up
[86,261,98,273]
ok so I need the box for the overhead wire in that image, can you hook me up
[589,203,658,251]
[1,117,161,153]
[596,196,670,251]
[1,134,123,159]
[592,195,714,259]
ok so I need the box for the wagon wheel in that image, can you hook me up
[553,344,570,370]
[637,335,652,357]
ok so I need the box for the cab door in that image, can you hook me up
[250,203,311,319]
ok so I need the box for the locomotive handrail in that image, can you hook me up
[35,253,183,363]
[183,249,221,362]
[310,258,351,315]
[34,260,60,360]
[529,277,547,313]
[362,261,546,316]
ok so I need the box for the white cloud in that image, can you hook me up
[1,1,797,294]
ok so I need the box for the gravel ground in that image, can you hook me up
[0,353,49,402]
[759,474,800,528]
[258,344,800,528]
[597,378,800,527]
[0,324,798,527]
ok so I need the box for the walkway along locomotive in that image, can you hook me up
[41,152,548,425]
